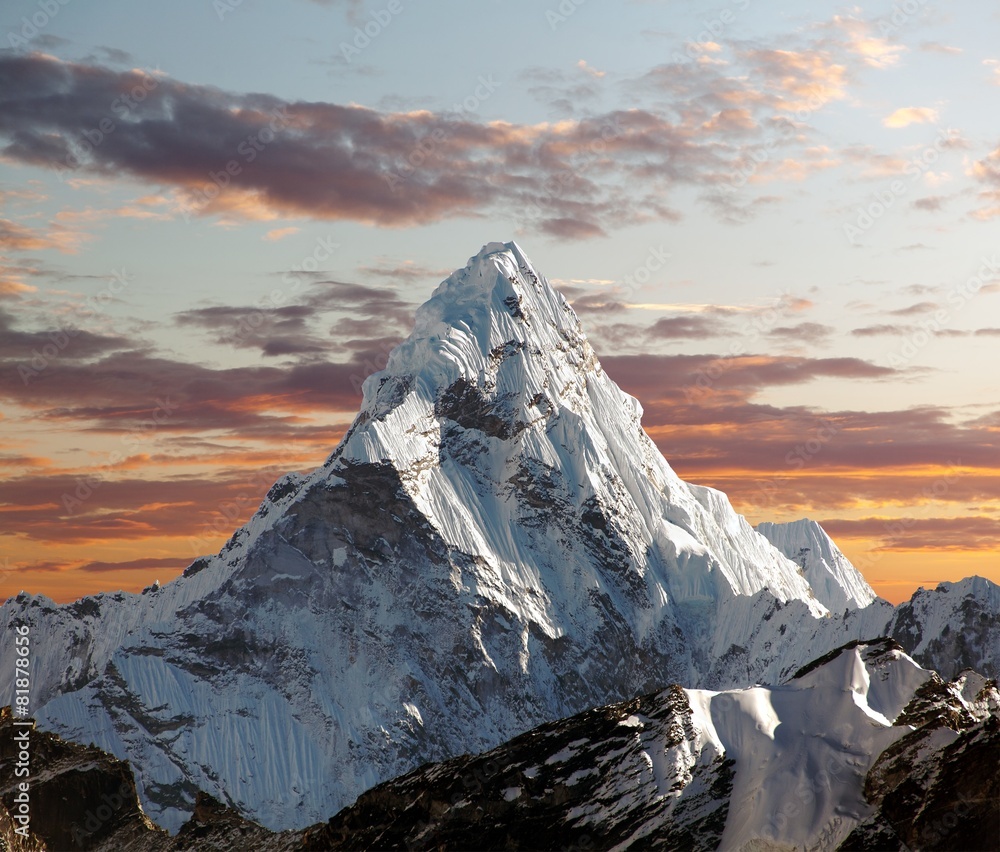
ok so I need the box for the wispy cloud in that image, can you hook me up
[919,42,963,56]
[264,227,299,241]
[969,143,1000,219]
[883,107,939,128]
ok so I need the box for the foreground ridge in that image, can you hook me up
[4,642,997,850]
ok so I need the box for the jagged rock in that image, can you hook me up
[839,696,1000,850]
[0,705,166,851]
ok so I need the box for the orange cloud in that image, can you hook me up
[883,107,939,128]
[0,218,83,253]
[702,108,756,134]
[968,145,1000,220]
[743,48,849,112]
[264,226,300,241]
[828,14,906,69]
[576,60,605,78]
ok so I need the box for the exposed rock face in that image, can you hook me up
[167,793,302,852]
[303,685,734,851]
[306,640,999,852]
[0,706,166,851]
[839,677,1000,851]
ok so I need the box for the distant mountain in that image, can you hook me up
[887,576,1000,679]
[757,518,877,611]
[1,242,997,833]
[5,641,997,851]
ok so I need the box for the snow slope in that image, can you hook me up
[10,640,995,850]
[688,640,930,849]
[0,242,996,833]
[758,518,877,611]
[304,639,998,851]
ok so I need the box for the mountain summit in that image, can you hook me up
[758,518,877,611]
[2,242,996,831]
[329,241,831,608]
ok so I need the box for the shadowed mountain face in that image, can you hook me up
[4,641,997,851]
[0,706,306,852]
[839,667,1000,851]
[0,242,998,833]
[303,685,736,852]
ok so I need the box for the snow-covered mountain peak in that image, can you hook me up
[321,240,826,615]
[9,241,995,833]
[333,240,608,477]
[888,575,1000,679]
[934,574,1000,603]
[758,517,878,610]
[399,240,580,352]
[356,240,589,421]
[406,239,578,346]
[790,638,933,724]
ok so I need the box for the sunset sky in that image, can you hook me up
[1,0,998,604]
